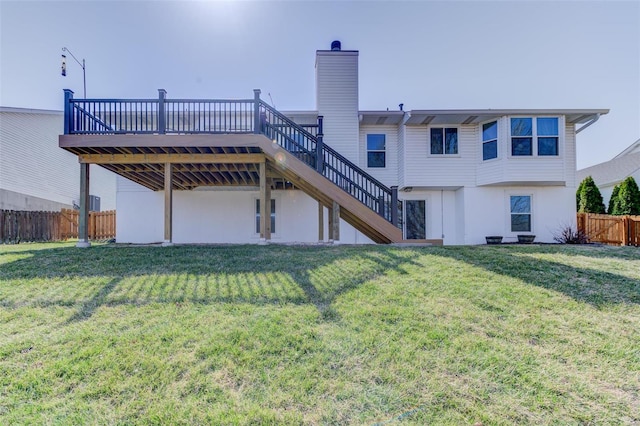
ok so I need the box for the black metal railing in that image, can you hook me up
[63,89,398,226]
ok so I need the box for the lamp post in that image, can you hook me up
[62,47,86,98]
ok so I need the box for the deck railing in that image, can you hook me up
[63,89,398,226]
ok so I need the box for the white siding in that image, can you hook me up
[564,121,576,188]
[478,116,568,186]
[403,124,477,188]
[359,125,399,187]
[115,185,373,244]
[315,51,359,163]
[397,119,406,188]
[0,109,116,210]
[462,186,576,244]
[477,118,508,185]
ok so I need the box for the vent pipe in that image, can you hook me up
[399,103,404,111]
[331,40,341,51]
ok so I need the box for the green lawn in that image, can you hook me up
[1,242,638,425]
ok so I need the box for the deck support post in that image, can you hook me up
[259,161,271,244]
[391,186,398,227]
[76,162,91,248]
[318,201,324,242]
[329,201,340,243]
[162,162,173,246]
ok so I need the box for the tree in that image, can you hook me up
[576,178,586,212]
[613,176,640,215]
[577,176,605,213]
[607,184,620,214]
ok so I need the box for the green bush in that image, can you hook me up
[607,184,620,214]
[611,176,640,215]
[577,176,605,213]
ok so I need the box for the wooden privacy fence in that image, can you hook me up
[60,209,116,240]
[577,213,640,246]
[0,210,61,243]
[1,209,116,243]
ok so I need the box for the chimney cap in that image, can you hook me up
[331,40,341,51]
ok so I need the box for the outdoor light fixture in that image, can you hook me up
[61,47,86,98]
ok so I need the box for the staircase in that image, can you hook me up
[257,101,402,243]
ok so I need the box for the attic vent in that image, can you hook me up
[331,40,341,51]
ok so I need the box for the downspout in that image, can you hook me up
[576,113,601,134]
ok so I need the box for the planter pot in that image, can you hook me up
[517,234,536,244]
[485,236,503,245]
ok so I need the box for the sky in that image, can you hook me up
[1,0,638,169]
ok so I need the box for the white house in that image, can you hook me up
[0,107,117,211]
[577,139,640,207]
[59,42,607,245]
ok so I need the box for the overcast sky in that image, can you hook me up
[1,0,638,168]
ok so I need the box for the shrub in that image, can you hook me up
[577,176,605,213]
[608,184,620,214]
[613,176,640,215]
[553,224,589,244]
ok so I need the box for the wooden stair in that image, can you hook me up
[255,136,403,244]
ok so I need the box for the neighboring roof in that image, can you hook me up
[405,109,608,126]
[0,106,63,115]
[614,138,640,159]
[577,151,640,187]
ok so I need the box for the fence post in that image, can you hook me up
[316,115,324,173]
[64,89,74,134]
[158,89,167,134]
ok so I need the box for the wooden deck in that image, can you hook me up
[60,133,406,243]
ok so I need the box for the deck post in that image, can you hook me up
[162,162,173,246]
[158,89,166,134]
[316,115,324,173]
[318,201,324,242]
[76,162,91,248]
[253,89,261,134]
[63,89,74,135]
[329,201,340,243]
[391,186,398,227]
[259,161,270,244]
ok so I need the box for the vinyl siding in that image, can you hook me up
[315,51,359,163]
[478,116,569,186]
[359,125,399,187]
[397,120,406,187]
[0,109,117,210]
[564,121,576,188]
[403,124,477,188]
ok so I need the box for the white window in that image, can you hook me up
[367,134,386,168]
[510,195,531,232]
[510,117,559,157]
[256,199,275,234]
[430,128,458,155]
[482,121,498,161]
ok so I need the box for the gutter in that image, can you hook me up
[576,113,601,134]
